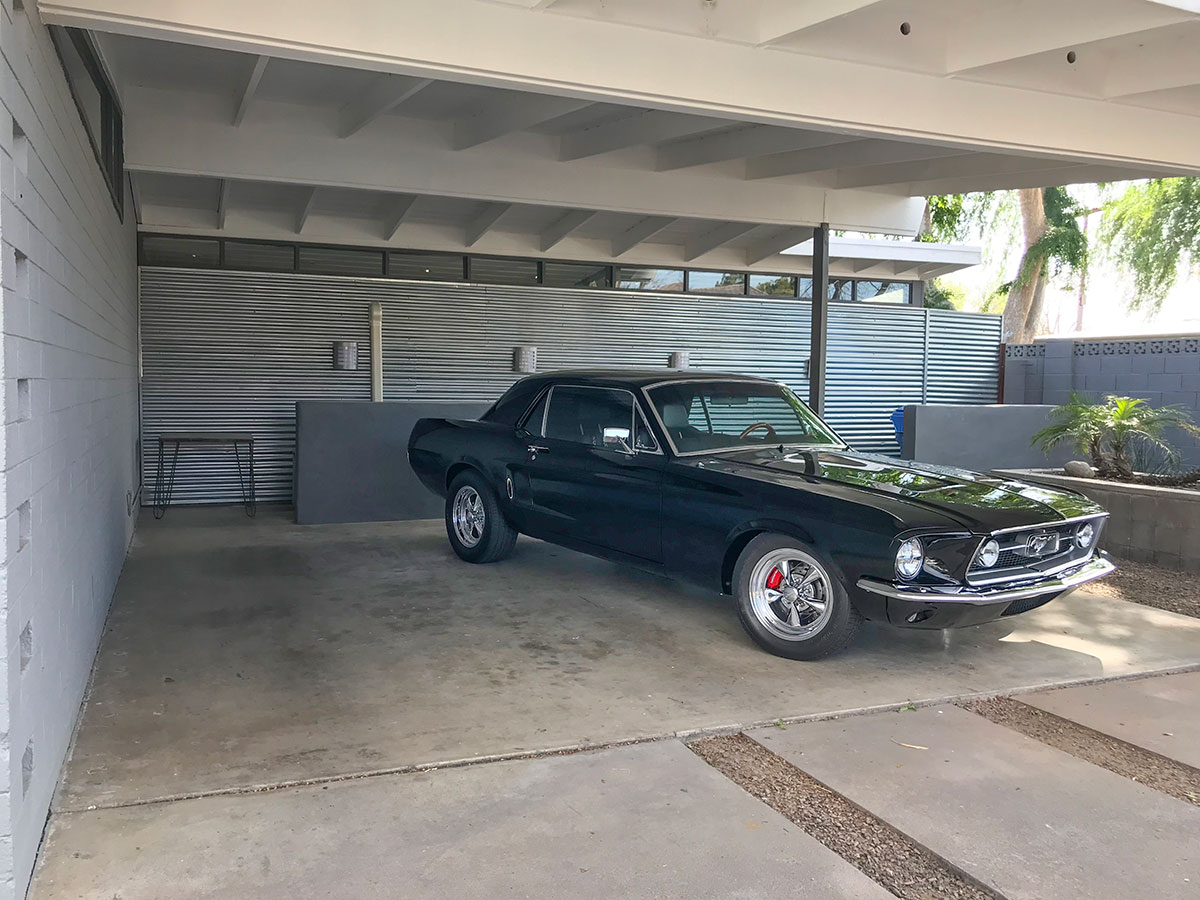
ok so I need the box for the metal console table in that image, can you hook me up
[153,433,256,518]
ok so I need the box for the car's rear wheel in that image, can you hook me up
[733,534,861,660]
[445,471,517,563]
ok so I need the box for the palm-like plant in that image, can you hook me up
[1033,393,1200,483]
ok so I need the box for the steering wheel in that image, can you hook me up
[738,422,779,441]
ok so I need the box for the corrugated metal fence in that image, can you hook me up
[140,268,1001,504]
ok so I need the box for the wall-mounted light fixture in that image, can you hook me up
[514,346,537,373]
[332,341,359,370]
[668,351,690,369]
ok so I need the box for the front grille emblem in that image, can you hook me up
[1023,532,1059,557]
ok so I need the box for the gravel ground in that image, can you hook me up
[961,697,1200,806]
[688,733,1000,900]
[1080,557,1200,618]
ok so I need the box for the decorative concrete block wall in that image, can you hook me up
[0,5,138,896]
[1004,336,1200,468]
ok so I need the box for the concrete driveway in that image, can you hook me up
[31,507,1200,897]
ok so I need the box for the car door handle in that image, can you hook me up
[527,444,550,455]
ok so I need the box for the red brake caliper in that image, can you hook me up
[765,567,783,590]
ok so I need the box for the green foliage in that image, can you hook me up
[1101,177,1200,308]
[1033,392,1200,480]
[925,194,965,242]
[923,278,964,310]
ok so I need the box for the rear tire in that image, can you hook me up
[445,471,517,563]
[733,533,861,660]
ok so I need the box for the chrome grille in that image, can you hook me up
[968,518,1103,584]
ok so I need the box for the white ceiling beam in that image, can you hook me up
[453,95,595,150]
[296,186,318,233]
[1103,36,1200,99]
[684,222,757,261]
[904,164,1156,197]
[612,216,675,256]
[834,152,1077,190]
[745,226,813,265]
[945,4,1194,74]
[232,55,269,127]
[338,74,433,138]
[755,0,886,46]
[539,209,595,252]
[216,178,230,229]
[658,126,851,171]
[894,262,922,278]
[559,110,722,161]
[465,202,511,246]
[747,139,964,180]
[383,194,418,240]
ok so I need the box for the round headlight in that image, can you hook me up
[1076,522,1096,549]
[896,538,923,580]
[977,539,1000,568]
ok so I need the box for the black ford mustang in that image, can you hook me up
[408,370,1114,660]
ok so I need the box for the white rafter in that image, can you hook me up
[745,226,812,265]
[232,55,269,127]
[611,216,676,256]
[684,222,757,261]
[338,74,433,138]
[296,186,318,233]
[834,152,1075,190]
[539,209,595,252]
[559,110,722,161]
[755,0,887,46]
[465,202,511,246]
[383,194,418,241]
[453,95,595,150]
[658,126,851,171]
[747,139,963,180]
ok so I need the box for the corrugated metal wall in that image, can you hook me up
[140,267,1001,504]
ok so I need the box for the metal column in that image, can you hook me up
[809,222,830,415]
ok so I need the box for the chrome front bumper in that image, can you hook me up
[856,555,1116,605]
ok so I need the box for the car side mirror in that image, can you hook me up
[602,426,633,454]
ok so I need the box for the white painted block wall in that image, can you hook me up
[0,3,138,897]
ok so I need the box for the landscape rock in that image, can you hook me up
[1064,460,1096,478]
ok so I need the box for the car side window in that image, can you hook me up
[544,386,634,449]
[518,389,549,436]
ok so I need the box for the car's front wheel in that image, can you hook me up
[445,471,517,563]
[733,534,861,660]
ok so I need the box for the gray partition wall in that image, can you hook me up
[139,267,1003,505]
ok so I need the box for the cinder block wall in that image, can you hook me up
[0,5,138,896]
[1003,337,1200,469]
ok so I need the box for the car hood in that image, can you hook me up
[712,447,1105,533]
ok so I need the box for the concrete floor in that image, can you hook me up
[56,506,1200,812]
[31,507,1200,898]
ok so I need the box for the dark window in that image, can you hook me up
[470,256,539,285]
[688,271,746,295]
[544,386,634,448]
[139,235,220,268]
[634,405,659,452]
[224,241,295,272]
[857,280,912,304]
[519,390,550,436]
[542,262,610,289]
[389,250,464,282]
[49,27,123,219]
[298,246,384,277]
[829,278,854,301]
[748,274,798,297]
[615,267,684,292]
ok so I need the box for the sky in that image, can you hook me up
[935,184,1200,338]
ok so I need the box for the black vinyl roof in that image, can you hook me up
[519,369,776,389]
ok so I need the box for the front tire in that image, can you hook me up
[445,471,517,563]
[733,534,861,660]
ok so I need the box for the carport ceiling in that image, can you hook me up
[43,0,1200,266]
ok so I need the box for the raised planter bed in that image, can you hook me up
[994,469,1200,572]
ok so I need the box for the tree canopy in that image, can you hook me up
[1101,177,1200,308]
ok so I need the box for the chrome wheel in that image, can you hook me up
[748,548,833,641]
[451,485,486,548]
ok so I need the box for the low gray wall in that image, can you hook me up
[995,469,1200,571]
[901,404,1072,472]
[295,400,490,524]
[1004,336,1200,469]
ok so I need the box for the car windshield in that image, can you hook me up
[647,380,844,455]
